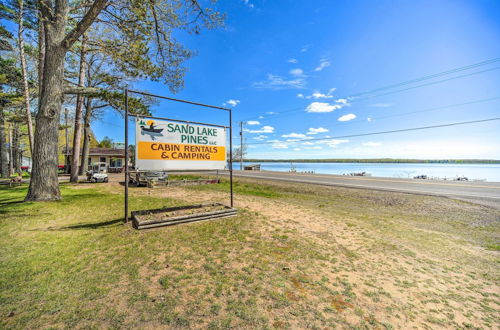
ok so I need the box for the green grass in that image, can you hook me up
[0,183,324,328]
[485,244,500,251]
[1,178,499,329]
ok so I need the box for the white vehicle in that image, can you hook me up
[86,162,109,183]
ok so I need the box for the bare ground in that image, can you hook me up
[105,177,499,329]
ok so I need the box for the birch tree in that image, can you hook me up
[17,0,35,155]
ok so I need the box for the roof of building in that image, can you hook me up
[64,148,125,157]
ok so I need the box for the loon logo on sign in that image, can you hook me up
[135,118,227,170]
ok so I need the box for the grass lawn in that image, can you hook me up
[0,178,499,329]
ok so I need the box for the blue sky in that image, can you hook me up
[93,0,500,159]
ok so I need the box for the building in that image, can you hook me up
[65,148,126,173]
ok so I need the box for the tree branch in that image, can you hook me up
[61,0,109,50]
[64,86,101,96]
[39,0,55,23]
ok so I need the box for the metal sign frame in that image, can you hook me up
[124,89,234,223]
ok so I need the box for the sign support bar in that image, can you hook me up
[124,88,129,222]
[123,89,234,222]
[229,109,233,207]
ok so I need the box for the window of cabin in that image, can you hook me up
[110,158,122,168]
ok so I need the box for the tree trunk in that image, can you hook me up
[70,34,87,183]
[38,8,44,98]
[25,31,67,201]
[12,122,21,174]
[26,0,108,201]
[0,110,8,178]
[8,122,13,176]
[79,97,92,175]
[18,0,34,155]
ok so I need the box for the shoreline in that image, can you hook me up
[243,159,500,164]
[239,169,497,183]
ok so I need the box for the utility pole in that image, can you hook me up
[65,108,69,173]
[239,121,244,171]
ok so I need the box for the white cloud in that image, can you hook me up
[242,0,254,8]
[307,127,329,135]
[367,117,373,122]
[315,139,350,148]
[266,111,277,115]
[306,102,343,113]
[302,145,323,150]
[245,125,275,134]
[370,103,392,108]
[301,88,336,99]
[272,143,288,149]
[302,141,315,146]
[311,92,332,99]
[252,74,306,90]
[335,98,348,105]
[338,113,357,122]
[258,115,264,119]
[252,135,267,141]
[282,133,307,138]
[362,142,382,147]
[246,120,260,125]
[293,148,301,151]
[223,99,240,107]
[288,58,298,64]
[314,58,330,71]
[300,45,310,52]
[289,68,305,76]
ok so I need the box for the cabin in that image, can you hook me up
[64,147,126,173]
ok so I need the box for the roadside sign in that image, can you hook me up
[135,118,227,170]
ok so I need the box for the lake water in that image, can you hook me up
[241,162,500,182]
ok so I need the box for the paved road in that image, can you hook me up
[225,170,500,209]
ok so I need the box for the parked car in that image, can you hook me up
[129,170,168,187]
[86,162,109,183]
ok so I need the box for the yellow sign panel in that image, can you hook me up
[138,142,226,161]
[136,118,227,170]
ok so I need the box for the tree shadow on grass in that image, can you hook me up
[51,218,125,231]
[0,199,24,206]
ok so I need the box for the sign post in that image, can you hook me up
[123,90,233,224]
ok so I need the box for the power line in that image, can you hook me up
[365,96,500,121]
[348,57,500,98]
[245,117,500,146]
[241,57,500,121]
[243,66,500,121]
[233,95,500,139]
[351,66,500,102]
